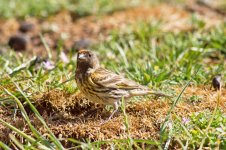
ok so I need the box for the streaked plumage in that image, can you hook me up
[75,49,169,120]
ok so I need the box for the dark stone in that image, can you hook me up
[212,74,221,90]
[19,22,34,33]
[72,38,92,51]
[8,35,28,51]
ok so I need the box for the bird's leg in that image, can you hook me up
[100,101,119,125]
[108,101,119,120]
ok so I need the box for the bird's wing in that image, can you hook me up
[90,68,145,90]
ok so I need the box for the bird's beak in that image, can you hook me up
[78,53,86,60]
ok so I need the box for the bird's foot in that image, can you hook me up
[100,109,118,125]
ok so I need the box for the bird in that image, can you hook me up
[212,74,222,91]
[75,49,170,121]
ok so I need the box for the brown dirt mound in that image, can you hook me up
[0,86,225,148]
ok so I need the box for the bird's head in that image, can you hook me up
[76,49,100,72]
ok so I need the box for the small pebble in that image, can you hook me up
[212,74,221,90]
[8,34,29,51]
[19,22,34,33]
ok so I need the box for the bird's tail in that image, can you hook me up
[130,89,172,98]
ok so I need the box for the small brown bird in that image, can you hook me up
[75,49,170,120]
[212,74,222,91]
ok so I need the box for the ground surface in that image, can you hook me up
[1,87,225,148]
[0,0,226,149]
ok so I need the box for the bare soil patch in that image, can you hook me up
[0,86,225,148]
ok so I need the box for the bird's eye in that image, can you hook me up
[88,54,91,57]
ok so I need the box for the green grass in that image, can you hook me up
[0,0,192,19]
[1,0,226,19]
[96,22,226,87]
[0,0,67,18]
[0,8,226,150]
[0,0,146,19]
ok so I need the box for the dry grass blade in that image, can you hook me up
[9,133,25,150]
